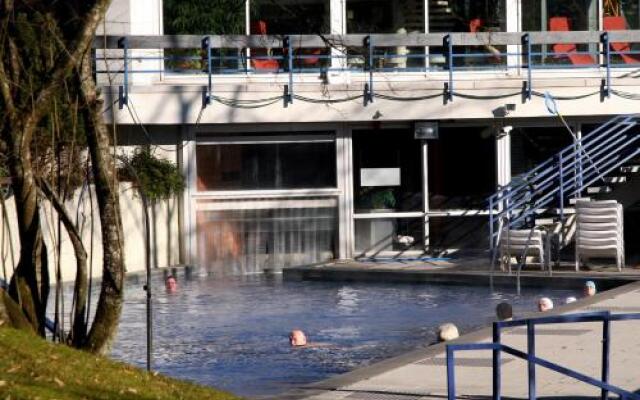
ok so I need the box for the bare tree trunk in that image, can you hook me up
[3,126,49,335]
[37,177,89,346]
[78,56,125,354]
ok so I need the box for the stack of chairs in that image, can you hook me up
[575,200,625,271]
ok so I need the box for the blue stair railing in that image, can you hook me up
[488,114,640,257]
[447,311,640,400]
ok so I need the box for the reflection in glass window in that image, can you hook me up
[197,201,337,274]
[604,1,640,65]
[347,0,425,70]
[428,0,506,70]
[196,140,337,191]
[163,0,247,73]
[250,0,331,71]
[522,0,598,66]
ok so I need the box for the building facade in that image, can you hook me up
[94,0,640,276]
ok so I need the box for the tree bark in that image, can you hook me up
[3,124,49,335]
[78,56,125,354]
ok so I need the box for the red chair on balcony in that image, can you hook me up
[250,20,280,71]
[603,16,640,64]
[549,16,596,65]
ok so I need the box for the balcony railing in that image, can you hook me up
[93,31,640,108]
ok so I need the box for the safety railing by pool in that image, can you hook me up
[446,311,640,400]
[93,30,640,109]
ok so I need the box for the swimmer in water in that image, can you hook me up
[288,330,332,348]
[584,281,596,297]
[538,297,554,312]
[437,323,459,342]
[165,275,177,293]
[289,330,307,347]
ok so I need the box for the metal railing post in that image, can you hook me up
[284,36,293,105]
[489,197,495,252]
[118,37,129,109]
[202,36,212,106]
[527,320,537,400]
[446,345,456,400]
[522,33,532,101]
[364,36,374,105]
[601,32,611,99]
[493,322,502,400]
[444,34,453,102]
[602,312,611,400]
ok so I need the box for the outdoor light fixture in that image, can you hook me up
[414,121,439,140]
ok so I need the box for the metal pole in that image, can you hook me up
[558,153,565,223]
[446,345,456,400]
[527,320,537,400]
[601,313,611,400]
[144,196,152,372]
[444,34,453,102]
[493,323,502,400]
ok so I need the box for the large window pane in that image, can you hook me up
[347,0,425,70]
[163,0,247,72]
[604,1,640,65]
[251,0,330,71]
[197,139,337,191]
[428,0,506,70]
[353,129,423,212]
[522,0,598,66]
[197,200,337,274]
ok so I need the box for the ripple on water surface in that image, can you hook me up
[111,274,577,397]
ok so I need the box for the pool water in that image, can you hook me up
[110,274,578,398]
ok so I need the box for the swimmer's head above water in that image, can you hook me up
[289,330,307,347]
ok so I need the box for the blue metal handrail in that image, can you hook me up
[488,114,640,253]
[447,311,640,400]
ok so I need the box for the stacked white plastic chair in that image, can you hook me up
[575,199,625,271]
[499,228,548,273]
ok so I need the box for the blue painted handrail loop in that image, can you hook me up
[447,312,640,400]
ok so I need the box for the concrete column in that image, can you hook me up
[422,141,430,251]
[336,124,354,259]
[496,126,512,189]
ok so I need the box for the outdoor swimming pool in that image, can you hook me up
[111,273,578,398]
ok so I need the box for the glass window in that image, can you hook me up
[522,0,598,66]
[604,1,640,65]
[428,0,507,70]
[429,216,489,251]
[353,129,423,212]
[346,0,425,70]
[163,0,247,73]
[196,139,337,191]
[428,127,496,210]
[355,218,424,253]
[251,0,330,71]
[197,199,337,274]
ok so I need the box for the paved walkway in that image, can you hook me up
[296,282,640,400]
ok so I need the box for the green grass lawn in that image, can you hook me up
[0,327,242,399]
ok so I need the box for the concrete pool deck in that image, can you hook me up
[276,278,640,400]
[285,258,640,290]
